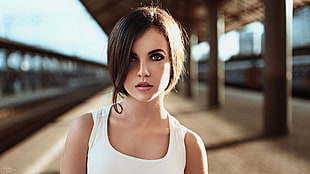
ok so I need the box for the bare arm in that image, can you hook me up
[60,113,93,174]
[184,130,208,174]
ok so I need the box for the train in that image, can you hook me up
[198,51,310,98]
[226,51,310,97]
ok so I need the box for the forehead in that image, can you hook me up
[131,28,169,54]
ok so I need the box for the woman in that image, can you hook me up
[61,6,208,174]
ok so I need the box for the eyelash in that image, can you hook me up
[151,53,164,61]
[129,54,165,63]
[129,55,137,63]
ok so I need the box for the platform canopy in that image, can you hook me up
[80,0,310,42]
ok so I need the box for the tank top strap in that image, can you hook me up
[168,113,188,169]
[91,105,112,122]
[88,105,112,149]
[168,114,188,137]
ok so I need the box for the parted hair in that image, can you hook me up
[108,6,188,113]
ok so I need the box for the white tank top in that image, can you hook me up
[87,105,188,174]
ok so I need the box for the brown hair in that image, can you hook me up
[108,6,188,113]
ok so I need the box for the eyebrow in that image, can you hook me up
[131,49,167,56]
[148,49,166,55]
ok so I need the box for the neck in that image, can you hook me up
[120,95,168,125]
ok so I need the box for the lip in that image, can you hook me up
[135,82,153,91]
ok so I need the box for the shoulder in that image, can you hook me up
[184,129,208,174]
[66,113,94,148]
[70,113,94,136]
[65,112,94,147]
[184,129,205,148]
[61,113,94,173]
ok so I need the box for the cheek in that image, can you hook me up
[124,69,134,88]
[125,65,136,80]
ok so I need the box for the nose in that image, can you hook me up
[137,61,150,77]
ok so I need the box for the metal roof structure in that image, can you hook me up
[80,0,310,41]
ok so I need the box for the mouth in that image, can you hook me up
[135,82,153,89]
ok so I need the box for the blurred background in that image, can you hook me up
[0,0,309,173]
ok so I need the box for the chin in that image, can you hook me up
[134,95,157,103]
[128,92,164,103]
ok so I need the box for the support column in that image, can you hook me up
[207,1,225,108]
[190,34,199,98]
[185,34,199,98]
[263,0,292,136]
[0,49,5,97]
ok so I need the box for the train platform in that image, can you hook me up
[0,86,309,174]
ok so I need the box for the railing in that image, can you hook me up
[0,38,110,108]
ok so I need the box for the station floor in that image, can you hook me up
[0,86,309,174]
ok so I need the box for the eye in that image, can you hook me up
[151,53,164,61]
[129,54,137,63]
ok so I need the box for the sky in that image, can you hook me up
[0,0,108,64]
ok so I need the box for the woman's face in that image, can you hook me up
[124,27,171,103]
